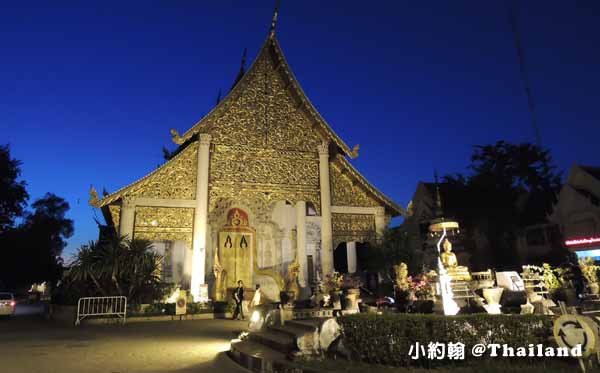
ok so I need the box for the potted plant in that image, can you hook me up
[579,258,600,295]
[322,272,344,309]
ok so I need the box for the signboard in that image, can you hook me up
[496,271,525,291]
[176,289,187,316]
[565,236,600,247]
[553,314,598,358]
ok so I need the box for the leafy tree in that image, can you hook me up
[5,194,74,286]
[442,141,562,270]
[365,229,423,281]
[0,144,28,232]
[0,145,73,288]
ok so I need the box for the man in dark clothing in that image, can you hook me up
[232,280,245,320]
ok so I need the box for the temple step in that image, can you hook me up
[450,281,475,300]
[229,339,288,371]
[285,318,321,332]
[248,329,297,354]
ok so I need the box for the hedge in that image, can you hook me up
[132,302,214,316]
[338,313,554,368]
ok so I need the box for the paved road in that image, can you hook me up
[0,309,249,373]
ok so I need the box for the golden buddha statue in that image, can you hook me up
[440,238,471,281]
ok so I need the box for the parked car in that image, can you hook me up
[0,293,16,316]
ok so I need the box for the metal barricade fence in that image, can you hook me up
[75,296,127,325]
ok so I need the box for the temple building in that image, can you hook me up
[549,164,600,259]
[90,15,403,301]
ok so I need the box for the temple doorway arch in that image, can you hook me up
[334,242,348,273]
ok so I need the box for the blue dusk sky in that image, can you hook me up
[1,1,599,258]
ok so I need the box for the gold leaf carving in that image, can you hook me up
[208,185,320,222]
[133,206,194,246]
[108,204,121,228]
[205,51,323,152]
[330,163,379,207]
[135,206,194,229]
[332,213,376,245]
[126,143,198,200]
[211,146,319,187]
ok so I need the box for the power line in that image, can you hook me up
[508,0,542,148]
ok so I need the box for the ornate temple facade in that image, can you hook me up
[90,27,403,301]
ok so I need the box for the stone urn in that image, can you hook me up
[343,288,361,313]
[482,287,504,314]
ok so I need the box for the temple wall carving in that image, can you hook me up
[124,143,198,201]
[108,204,121,228]
[330,162,380,207]
[332,213,376,246]
[203,52,323,152]
[208,185,321,219]
[133,206,194,246]
[211,145,319,187]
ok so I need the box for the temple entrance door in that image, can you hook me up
[333,243,348,273]
[218,208,255,290]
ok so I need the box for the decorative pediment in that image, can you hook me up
[95,142,198,208]
[172,35,354,156]
[331,155,404,216]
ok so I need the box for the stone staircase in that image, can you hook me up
[229,318,327,372]
[450,280,475,304]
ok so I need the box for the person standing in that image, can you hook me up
[232,280,244,320]
[250,284,262,310]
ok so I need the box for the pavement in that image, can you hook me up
[0,302,250,373]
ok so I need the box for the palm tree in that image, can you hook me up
[69,242,107,296]
[97,236,129,295]
[68,237,164,304]
[124,239,162,302]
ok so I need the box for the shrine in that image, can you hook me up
[89,18,403,302]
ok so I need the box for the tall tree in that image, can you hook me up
[443,141,562,270]
[20,193,74,283]
[0,144,28,232]
[2,194,74,287]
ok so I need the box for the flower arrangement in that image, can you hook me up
[407,273,434,300]
[541,263,561,291]
[579,257,599,285]
[522,265,544,279]
[322,272,344,293]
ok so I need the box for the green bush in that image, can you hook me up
[338,313,554,368]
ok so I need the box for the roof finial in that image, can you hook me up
[231,48,247,90]
[269,0,281,37]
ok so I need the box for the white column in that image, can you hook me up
[191,134,211,301]
[347,241,357,274]
[296,201,307,287]
[375,206,387,242]
[119,196,135,240]
[318,141,334,275]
